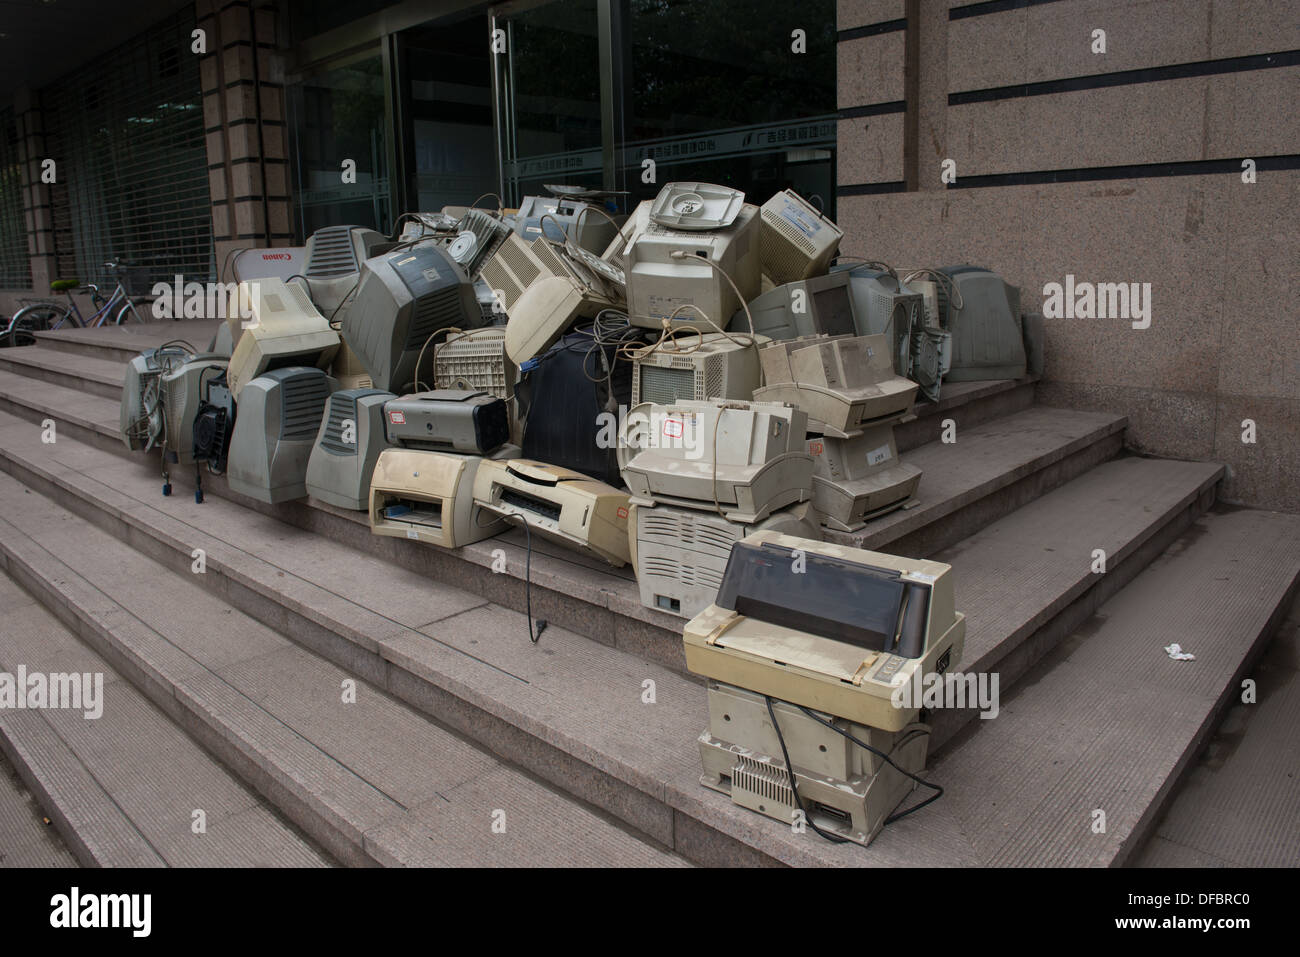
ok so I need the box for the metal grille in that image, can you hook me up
[319,391,360,455]
[0,108,29,288]
[277,371,333,440]
[636,363,695,405]
[305,225,362,277]
[732,756,795,809]
[434,328,513,398]
[42,8,213,290]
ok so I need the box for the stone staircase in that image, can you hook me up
[0,319,1295,867]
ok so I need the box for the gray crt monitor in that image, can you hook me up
[340,241,481,394]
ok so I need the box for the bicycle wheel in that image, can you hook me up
[2,303,67,347]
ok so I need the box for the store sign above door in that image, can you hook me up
[505,115,837,181]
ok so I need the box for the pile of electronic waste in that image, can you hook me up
[119,182,1032,846]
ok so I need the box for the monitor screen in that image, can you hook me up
[811,284,857,337]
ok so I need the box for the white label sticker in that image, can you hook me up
[406,528,419,540]
[866,443,892,467]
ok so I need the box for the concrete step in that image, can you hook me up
[0,371,1127,669]
[825,404,1128,557]
[31,319,224,364]
[929,507,1300,866]
[0,346,124,400]
[1134,594,1300,867]
[0,409,1236,865]
[927,454,1222,749]
[896,377,1037,453]
[0,473,687,868]
[0,567,333,867]
[0,729,80,867]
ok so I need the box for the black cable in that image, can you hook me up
[470,505,546,643]
[792,702,944,826]
[764,696,849,844]
[763,693,945,845]
[518,519,548,644]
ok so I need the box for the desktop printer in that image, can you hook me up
[683,530,965,846]
[383,389,510,454]
[628,501,822,620]
[805,426,922,530]
[619,399,814,524]
[472,459,632,566]
[369,445,519,550]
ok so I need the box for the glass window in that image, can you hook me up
[404,17,498,214]
[286,53,392,239]
[42,7,212,287]
[620,0,837,216]
[496,0,603,205]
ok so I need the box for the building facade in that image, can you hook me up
[0,0,1296,510]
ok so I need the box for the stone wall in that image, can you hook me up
[835,0,1300,511]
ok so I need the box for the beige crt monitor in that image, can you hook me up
[683,531,965,846]
[472,459,632,566]
[630,332,768,409]
[479,233,622,362]
[622,192,761,330]
[619,399,813,524]
[759,189,843,286]
[226,278,340,399]
[754,334,918,436]
[369,446,518,550]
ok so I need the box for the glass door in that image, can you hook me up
[493,0,604,207]
[401,15,498,214]
[286,49,392,238]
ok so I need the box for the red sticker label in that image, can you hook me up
[662,418,684,438]
[388,411,406,425]
[808,440,824,455]
[617,507,628,519]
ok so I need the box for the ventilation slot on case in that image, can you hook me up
[278,377,332,439]
[305,226,361,277]
[319,393,359,455]
[731,756,795,809]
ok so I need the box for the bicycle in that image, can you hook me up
[1,260,153,347]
